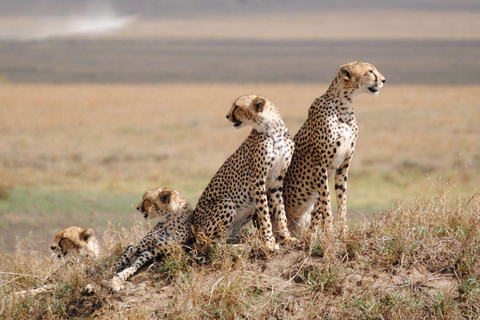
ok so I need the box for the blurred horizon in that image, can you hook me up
[1,0,480,17]
[0,0,479,84]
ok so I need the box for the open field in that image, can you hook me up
[0,83,479,254]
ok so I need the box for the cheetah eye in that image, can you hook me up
[369,70,374,74]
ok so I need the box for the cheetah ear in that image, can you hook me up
[340,64,351,81]
[159,190,172,204]
[253,97,266,113]
[80,228,94,242]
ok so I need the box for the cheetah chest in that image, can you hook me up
[327,123,356,178]
[266,137,290,188]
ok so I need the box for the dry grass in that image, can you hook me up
[1,192,479,319]
[1,83,478,192]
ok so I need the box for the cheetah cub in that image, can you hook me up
[193,95,295,251]
[110,187,193,291]
[15,226,99,297]
[50,226,100,262]
[284,61,385,238]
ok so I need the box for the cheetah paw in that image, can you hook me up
[266,242,280,252]
[109,277,125,292]
[280,236,298,245]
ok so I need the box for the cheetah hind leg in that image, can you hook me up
[111,245,137,274]
[194,199,240,250]
[286,212,311,238]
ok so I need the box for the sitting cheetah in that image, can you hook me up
[50,226,100,262]
[193,95,295,251]
[110,187,193,291]
[284,61,385,238]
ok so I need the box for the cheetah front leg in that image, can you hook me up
[267,174,295,244]
[334,157,352,236]
[110,230,170,291]
[308,167,334,238]
[252,178,279,251]
[110,249,156,291]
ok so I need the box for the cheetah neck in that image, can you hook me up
[175,202,194,233]
[252,107,288,136]
[323,74,360,123]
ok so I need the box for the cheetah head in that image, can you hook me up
[137,187,179,221]
[50,226,99,261]
[225,95,269,130]
[339,61,385,95]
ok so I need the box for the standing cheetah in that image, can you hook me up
[193,95,295,251]
[284,61,385,238]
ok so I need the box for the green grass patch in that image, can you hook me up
[0,187,139,216]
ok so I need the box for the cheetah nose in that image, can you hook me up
[382,79,386,83]
[136,206,140,211]
[226,115,230,119]
[51,246,56,251]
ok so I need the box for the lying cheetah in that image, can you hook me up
[284,61,385,238]
[193,95,295,251]
[110,187,193,291]
[15,226,99,297]
[50,226,100,262]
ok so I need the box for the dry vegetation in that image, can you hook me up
[1,191,479,319]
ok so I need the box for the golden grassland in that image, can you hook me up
[1,83,478,193]
[1,192,479,319]
[0,82,479,255]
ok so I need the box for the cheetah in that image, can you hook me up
[193,95,295,251]
[15,226,100,297]
[110,187,193,291]
[50,226,100,262]
[283,61,385,238]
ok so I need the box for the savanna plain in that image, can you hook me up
[1,5,480,319]
[2,83,480,319]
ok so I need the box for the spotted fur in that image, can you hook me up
[284,61,386,238]
[193,95,295,251]
[110,187,193,291]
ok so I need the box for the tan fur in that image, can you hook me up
[50,226,99,262]
[110,187,193,291]
[284,61,385,239]
[194,95,295,251]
